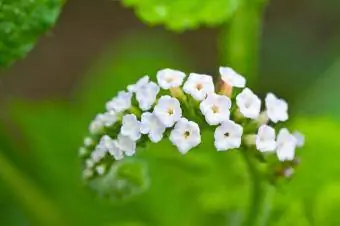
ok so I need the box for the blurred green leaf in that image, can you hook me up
[121,0,241,31]
[0,0,63,67]
[299,58,340,118]
[314,183,340,226]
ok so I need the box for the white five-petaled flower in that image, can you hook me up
[236,88,261,119]
[136,81,160,111]
[265,93,288,123]
[276,128,296,162]
[106,91,132,113]
[121,114,141,141]
[140,112,166,143]
[214,120,243,151]
[154,95,182,127]
[219,66,246,88]
[183,73,215,101]
[115,134,136,157]
[127,75,150,93]
[256,125,276,152]
[156,68,186,89]
[200,94,231,125]
[169,118,201,154]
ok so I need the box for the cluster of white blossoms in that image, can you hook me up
[80,66,304,179]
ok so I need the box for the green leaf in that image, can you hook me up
[121,0,241,31]
[0,0,63,67]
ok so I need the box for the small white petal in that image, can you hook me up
[115,134,136,157]
[96,165,106,175]
[106,91,132,113]
[169,118,201,154]
[89,115,105,134]
[127,75,150,92]
[84,137,94,147]
[256,125,276,152]
[157,68,186,89]
[265,93,288,123]
[140,112,166,143]
[219,66,246,88]
[276,128,296,161]
[121,114,141,141]
[79,147,88,157]
[236,88,261,119]
[154,95,182,127]
[136,81,160,111]
[183,73,215,101]
[214,120,243,151]
[293,131,305,148]
[86,159,95,168]
[92,135,112,162]
[200,94,231,125]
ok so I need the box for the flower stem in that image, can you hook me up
[219,1,270,225]
[0,150,67,226]
[241,150,264,226]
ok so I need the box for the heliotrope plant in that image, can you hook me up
[79,66,304,196]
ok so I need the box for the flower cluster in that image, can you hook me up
[79,67,304,182]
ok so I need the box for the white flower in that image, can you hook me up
[200,94,231,125]
[136,81,160,111]
[121,114,141,141]
[86,159,95,168]
[115,134,136,157]
[89,112,118,134]
[276,128,296,161]
[84,137,94,147]
[293,131,305,148]
[92,135,112,162]
[106,91,132,113]
[78,147,88,157]
[219,66,246,88]
[265,93,288,123]
[156,68,186,89]
[183,73,215,101]
[140,112,166,143]
[96,135,124,160]
[256,125,276,152]
[169,118,201,154]
[154,95,182,127]
[127,75,150,92]
[108,142,124,161]
[89,115,105,134]
[96,165,106,175]
[236,88,261,119]
[214,120,243,151]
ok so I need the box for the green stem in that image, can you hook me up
[241,150,265,226]
[0,151,67,226]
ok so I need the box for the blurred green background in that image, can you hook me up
[1,0,340,225]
